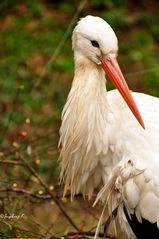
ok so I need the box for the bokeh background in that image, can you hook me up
[0,0,159,238]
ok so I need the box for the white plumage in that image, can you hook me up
[93,93,159,238]
[59,15,159,238]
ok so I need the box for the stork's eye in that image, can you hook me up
[90,40,99,48]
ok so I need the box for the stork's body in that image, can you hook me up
[59,16,159,238]
[94,105,159,238]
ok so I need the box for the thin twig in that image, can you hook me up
[43,221,55,239]
[33,0,87,90]
[125,67,159,78]
[0,159,24,166]
[41,0,87,77]
[0,186,96,202]
[0,187,51,199]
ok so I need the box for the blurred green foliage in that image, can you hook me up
[0,0,159,237]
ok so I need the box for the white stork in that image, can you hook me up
[59,15,159,238]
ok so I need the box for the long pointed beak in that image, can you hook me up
[100,54,145,129]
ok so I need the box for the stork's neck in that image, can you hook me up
[73,53,106,94]
[66,53,109,128]
[59,53,110,196]
[62,53,109,119]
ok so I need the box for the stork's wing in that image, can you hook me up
[96,90,159,238]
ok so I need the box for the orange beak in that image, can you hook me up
[100,54,145,129]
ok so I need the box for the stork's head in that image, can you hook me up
[72,15,118,64]
[72,15,145,129]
